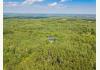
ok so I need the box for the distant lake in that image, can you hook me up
[3,13,96,19]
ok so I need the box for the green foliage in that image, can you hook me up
[4,18,96,70]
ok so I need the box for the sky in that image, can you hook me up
[4,0,96,14]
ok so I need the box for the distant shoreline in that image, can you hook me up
[3,13,96,19]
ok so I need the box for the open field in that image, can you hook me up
[4,17,96,70]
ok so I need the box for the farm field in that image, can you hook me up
[4,17,96,70]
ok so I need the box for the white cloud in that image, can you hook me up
[48,0,72,8]
[22,0,44,5]
[4,2,19,6]
[60,0,66,2]
[60,0,72,2]
[48,2,57,7]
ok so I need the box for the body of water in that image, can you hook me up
[4,13,96,19]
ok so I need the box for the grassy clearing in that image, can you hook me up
[4,18,96,70]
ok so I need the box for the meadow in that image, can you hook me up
[4,17,96,70]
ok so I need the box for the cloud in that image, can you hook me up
[60,0,66,2]
[60,0,72,2]
[22,0,44,5]
[48,2,57,7]
[4,2,19,6]
[48,0,72,8]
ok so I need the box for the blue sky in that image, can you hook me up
[4,0,96,14]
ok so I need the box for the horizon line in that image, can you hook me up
[3,13,96,15]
